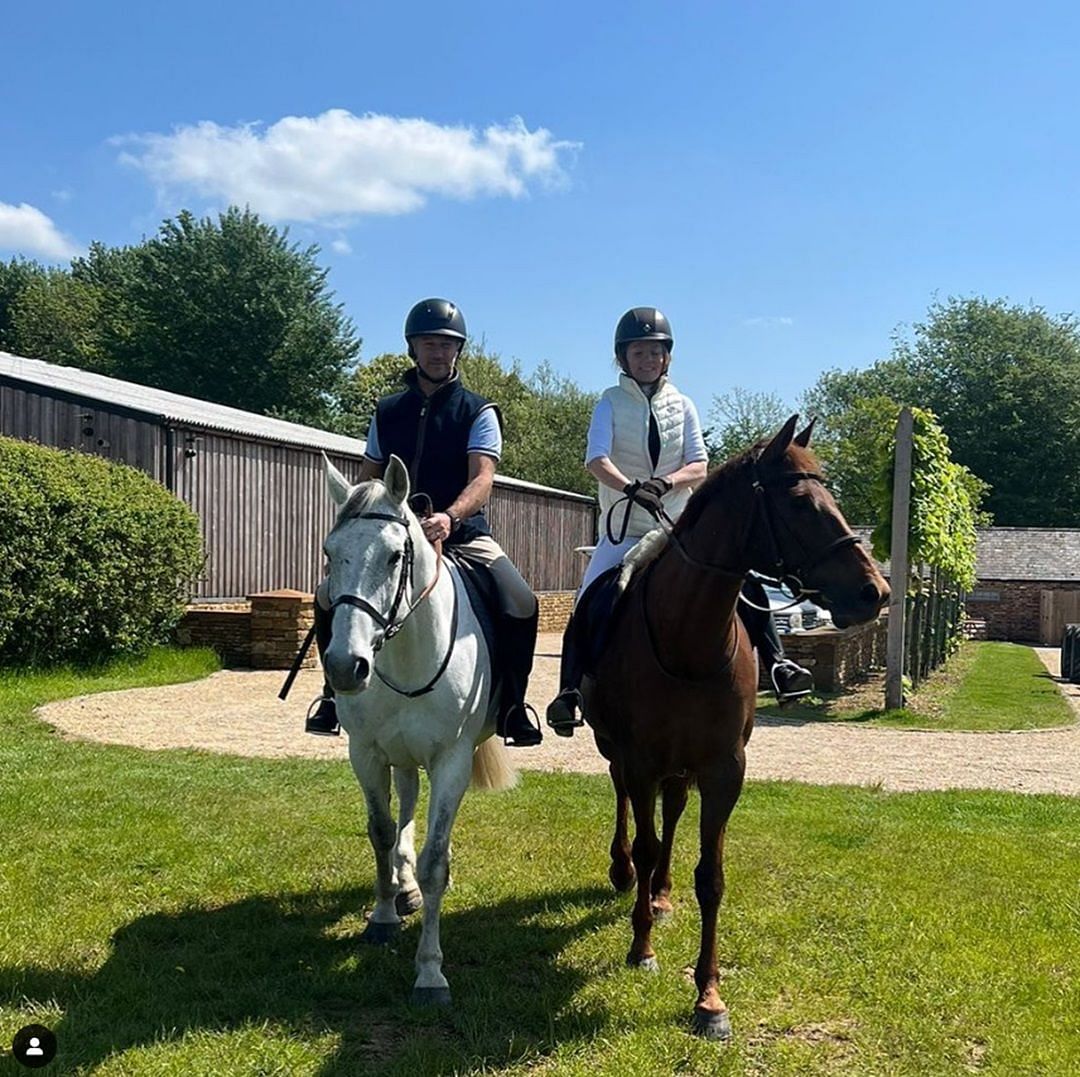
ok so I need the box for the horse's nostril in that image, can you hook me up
[861,582,883,607]
[355,658,370,682]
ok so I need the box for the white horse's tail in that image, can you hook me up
[471,736,518,791]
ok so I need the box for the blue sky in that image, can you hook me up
[5,1,1080,423]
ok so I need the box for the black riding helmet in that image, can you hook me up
[614,307,674,365]
[404,298,467,359]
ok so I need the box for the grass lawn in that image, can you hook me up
[756,641,1077,730]
[1,647,1078,1075]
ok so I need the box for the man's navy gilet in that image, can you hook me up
[374,368,500,545]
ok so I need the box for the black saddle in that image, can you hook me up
[445,548,501,677]
[572,565,625,675]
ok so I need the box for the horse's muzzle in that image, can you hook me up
[324,652,371,694]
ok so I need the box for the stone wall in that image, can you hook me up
[176,603,252,667]
[759,616,888,692]
[249,590,317,670]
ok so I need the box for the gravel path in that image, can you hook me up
[35,636,1080,796]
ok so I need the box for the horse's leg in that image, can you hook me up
[690,755,745,1040]
[625,775,661,971]
[393,766,423,917]
[411,748,473,1007]
[651,775,690,923]
[350,746,401,945]
[607,753,636,893]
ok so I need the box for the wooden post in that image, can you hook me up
[886,408,914,709]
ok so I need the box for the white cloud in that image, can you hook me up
[330,237,352,255]
[116,109,580,223]
[0,202,80,259]
[743,316,794,328]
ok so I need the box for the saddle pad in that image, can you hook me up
[445,549,500,679]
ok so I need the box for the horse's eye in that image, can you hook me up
[388,550,402,566]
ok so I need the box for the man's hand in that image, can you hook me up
[421,512,453,544]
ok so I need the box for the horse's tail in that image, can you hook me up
[471,735,518,792]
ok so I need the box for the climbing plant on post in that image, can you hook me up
[871,405,985,707]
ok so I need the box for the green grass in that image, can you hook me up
[756,641,1076,731]
[2,648,1079,1075]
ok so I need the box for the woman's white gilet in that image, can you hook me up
[597,373,693,540]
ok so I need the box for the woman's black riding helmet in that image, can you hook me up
[614,307,674,366]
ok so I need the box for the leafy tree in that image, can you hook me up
[336,352,412,439]
[0,257,47,353]
[705,387,791,466]
[806,297,1080,526]
[87,209,360,419]
[8,268,106,369]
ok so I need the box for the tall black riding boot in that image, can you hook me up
[546,611,586,737]
[305,596,340,736]
[496,607,543,747]
[739,578,813,705]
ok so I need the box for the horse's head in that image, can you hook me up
[741,415,889,628]
[677,416,888,629]
[320,454,432,694]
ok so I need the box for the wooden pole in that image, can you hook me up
[886,407,914,709]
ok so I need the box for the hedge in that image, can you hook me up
[0,437,205,666]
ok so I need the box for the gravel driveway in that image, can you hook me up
[35,635,1080,796]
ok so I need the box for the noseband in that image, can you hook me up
[329,510,457,697]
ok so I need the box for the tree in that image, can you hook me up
[806,297,1080,526]
[705,387,791,466]
[8,268,105,369]
[0,257,47,353]
[101,209,360,419]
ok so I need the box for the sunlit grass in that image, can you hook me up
[757,641,1075,730]
[1,648,1078,1075]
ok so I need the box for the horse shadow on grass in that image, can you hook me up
[1,884,622,1075]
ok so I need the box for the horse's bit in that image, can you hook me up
[328,510,458,698]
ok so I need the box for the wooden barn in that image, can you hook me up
[0,351,596,603]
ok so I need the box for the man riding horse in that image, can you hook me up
[306,298,543,747]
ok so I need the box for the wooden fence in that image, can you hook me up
[1039,590,1080,645]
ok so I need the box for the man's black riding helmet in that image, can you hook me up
[614,307,674,358]
[404,298,467,346]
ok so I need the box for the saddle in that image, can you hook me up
[445,549,503,689]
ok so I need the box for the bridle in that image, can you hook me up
[328,510,457,698]
[659,452,861,602]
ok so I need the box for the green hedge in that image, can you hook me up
[0,437,205,666]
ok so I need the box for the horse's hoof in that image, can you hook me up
[609,863,636,893]
[626,953,659,973]
[360,920,400,945]
[395,888,423,916]
[691,1007,732,1041]
[411,986,452,1007]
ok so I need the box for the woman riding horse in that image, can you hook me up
[546,306,814,734]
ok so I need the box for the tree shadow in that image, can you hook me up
[1,884,623,1075]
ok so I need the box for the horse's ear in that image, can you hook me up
[323,453,353,507]
[761,414,799,464]
[793,415,818,448]
[384,454,411,504]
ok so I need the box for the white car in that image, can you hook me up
[763,585,833,633]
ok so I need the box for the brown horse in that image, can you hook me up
[581,415,889,1040]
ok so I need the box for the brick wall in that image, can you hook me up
[758,616,888,692]
[177,603,252,666]
[538,590,574,633]
[249,590,317,670]
[965,580,1080,642]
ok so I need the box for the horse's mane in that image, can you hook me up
[674,438,822,535]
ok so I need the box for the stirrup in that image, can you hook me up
[770,660,813,705]
[500,702,543,747]
[305,696,340,737]
[545,689,585,737]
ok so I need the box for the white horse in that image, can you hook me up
[321,453,517,1007]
